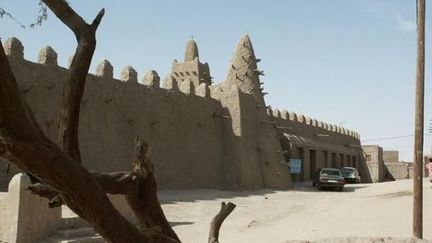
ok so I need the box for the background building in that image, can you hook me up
[383,150,413,179]
[362,145,385,183]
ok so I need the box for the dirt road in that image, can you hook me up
[159,179,432,243]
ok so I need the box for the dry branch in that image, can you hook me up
[27,183,64,208]
[126,137,180,241]
[208,202,236,243]
[42,0,104,163]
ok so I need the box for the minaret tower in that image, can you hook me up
[225,34,265,105]
[170,39,212,86]
[184,39,199,62]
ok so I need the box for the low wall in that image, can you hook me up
[0,173,61,243]
[0,173,141,242]
[386,163,410,180]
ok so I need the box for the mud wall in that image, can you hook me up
[268,109,371,183]
[2,38,226,190]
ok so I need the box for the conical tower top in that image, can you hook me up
[225,34,264,105]
[184,39,199,62]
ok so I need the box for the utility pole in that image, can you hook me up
[413,0,425,239]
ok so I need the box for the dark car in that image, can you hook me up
[316,168,345,191]
[341,167,361,184]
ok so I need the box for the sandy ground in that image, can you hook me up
[159,179,432,243]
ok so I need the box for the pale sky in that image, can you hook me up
[1,0,431,162]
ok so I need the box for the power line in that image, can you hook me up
[362,134,432,142]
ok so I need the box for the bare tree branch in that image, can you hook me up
[91,8,105,29]
[42,0,105,163]
[41,0,87,37]
[208,202,236,243]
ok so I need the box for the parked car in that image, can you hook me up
[341,167,361,184]
[316,168,345,191]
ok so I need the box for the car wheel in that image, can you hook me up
[338,187,343,192]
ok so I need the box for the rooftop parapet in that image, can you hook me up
[162,75,178,91]
[342,128,347,135]
[196,83,210,98]
[96,59,114,79]
[305,116,312,125]
[289,112,297,121]
[267,108,273,117]
[331,125,337,132]
[272,109,281,118]
[209,85,224,100]
[121,65,138,83]
[330,124,336,132]
[280,110,289,119]
[38,46,58,66]
[143,70,160,88]
[297,114,306,123]
[180,79,194,95]
[3,37,24,59]
[271,107,361,140]
[322,123,328,130]
[4,37,220,103]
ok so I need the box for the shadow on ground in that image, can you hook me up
[291,181,370,193]
[285,236,431,243]
[158,180,374,204]
[169,221,194,227]
[158,188,279,204]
